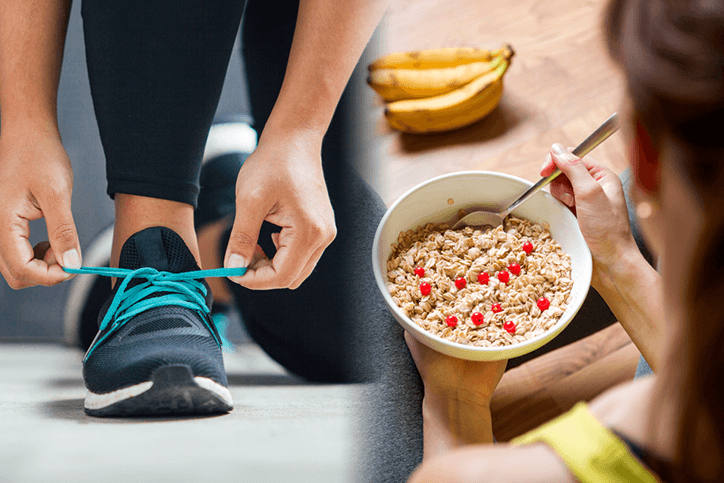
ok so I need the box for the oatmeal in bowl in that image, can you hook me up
[387,216,573,347]
[372,171,592,361]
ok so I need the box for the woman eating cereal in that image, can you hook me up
[405,0,724,481]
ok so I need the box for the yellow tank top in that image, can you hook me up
[510,402,659,483]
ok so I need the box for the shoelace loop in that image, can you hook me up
[64,266,247,360]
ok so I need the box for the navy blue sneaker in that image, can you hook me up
[65,122,253,352]
[82,226,233,417]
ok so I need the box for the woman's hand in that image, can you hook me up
[543,144,665,368]
[541,143,639,288]
[0,125,81,288]
[224,131,336,290]
[405,332,507,455]
[405,332,507,406]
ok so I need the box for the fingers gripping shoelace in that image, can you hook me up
[64,267,247,360]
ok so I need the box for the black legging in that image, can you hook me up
[82,0,244,206]
[80,2,648,480]
[81,0,396,384]
[81,2,423,479]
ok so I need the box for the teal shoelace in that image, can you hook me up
[211,311,236,354]
[64,266,247,361]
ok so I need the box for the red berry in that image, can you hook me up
[478,272,489,285]
[508,262,521,275]
[537,297,550,311]
[522,242,534,255]
[455,277,467,290]
[420,282,431,296]
[497,271,510,284]
[445,315,458,327]
[471,312,484,326]
[414,266,425,277]
[491,303,502,313]
[503,321,516,334]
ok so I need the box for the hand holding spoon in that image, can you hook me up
[452,113,620,230]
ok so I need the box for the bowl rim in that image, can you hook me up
[372,170,592,357]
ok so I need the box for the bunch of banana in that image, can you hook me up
[367,45,514,134]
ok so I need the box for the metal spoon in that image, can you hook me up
[452,112,620,230]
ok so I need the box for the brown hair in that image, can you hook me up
[606,0,724,481]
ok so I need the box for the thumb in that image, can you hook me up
[550,143,599,194]
[224,199,267,272]
[42,195,82,270]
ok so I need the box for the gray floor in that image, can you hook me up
[0,343,366,483]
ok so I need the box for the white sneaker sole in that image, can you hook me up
[84,365,233,417]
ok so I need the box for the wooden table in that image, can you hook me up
[375,0,629,205]
[373,0,640,440]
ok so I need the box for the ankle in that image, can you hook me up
[197,218,233,305]
[112,194,200,268]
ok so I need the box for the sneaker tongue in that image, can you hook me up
[99,226,213,331]
[118,227,198,273]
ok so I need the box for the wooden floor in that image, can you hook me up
[375,0,640,440]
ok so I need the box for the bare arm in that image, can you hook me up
[406,331,573,481]
[542,144,664,369]
[592,248,664,370]
[226,0,389,289]
[0,0,82,289]
[264,0,389,139]
[405,333,507,458]
[0,0,71,125]
[408,443,576,483]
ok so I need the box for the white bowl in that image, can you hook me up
[372,171,592,361]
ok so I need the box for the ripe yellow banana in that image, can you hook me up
[368,46,504,70]
[367,56,504,102]
[384,59,509,134]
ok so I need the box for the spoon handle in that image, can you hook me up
[501,112,620,218]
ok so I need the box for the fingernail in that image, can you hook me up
[552,143,567,155]
[540,160,549,173]
[560,193,574,207]
[62,249,81,269]
[226,253,248,269]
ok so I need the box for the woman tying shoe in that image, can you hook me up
[0,0,391,417]
[405,0,724,481]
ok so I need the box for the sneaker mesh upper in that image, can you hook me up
[83,227,227,395]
